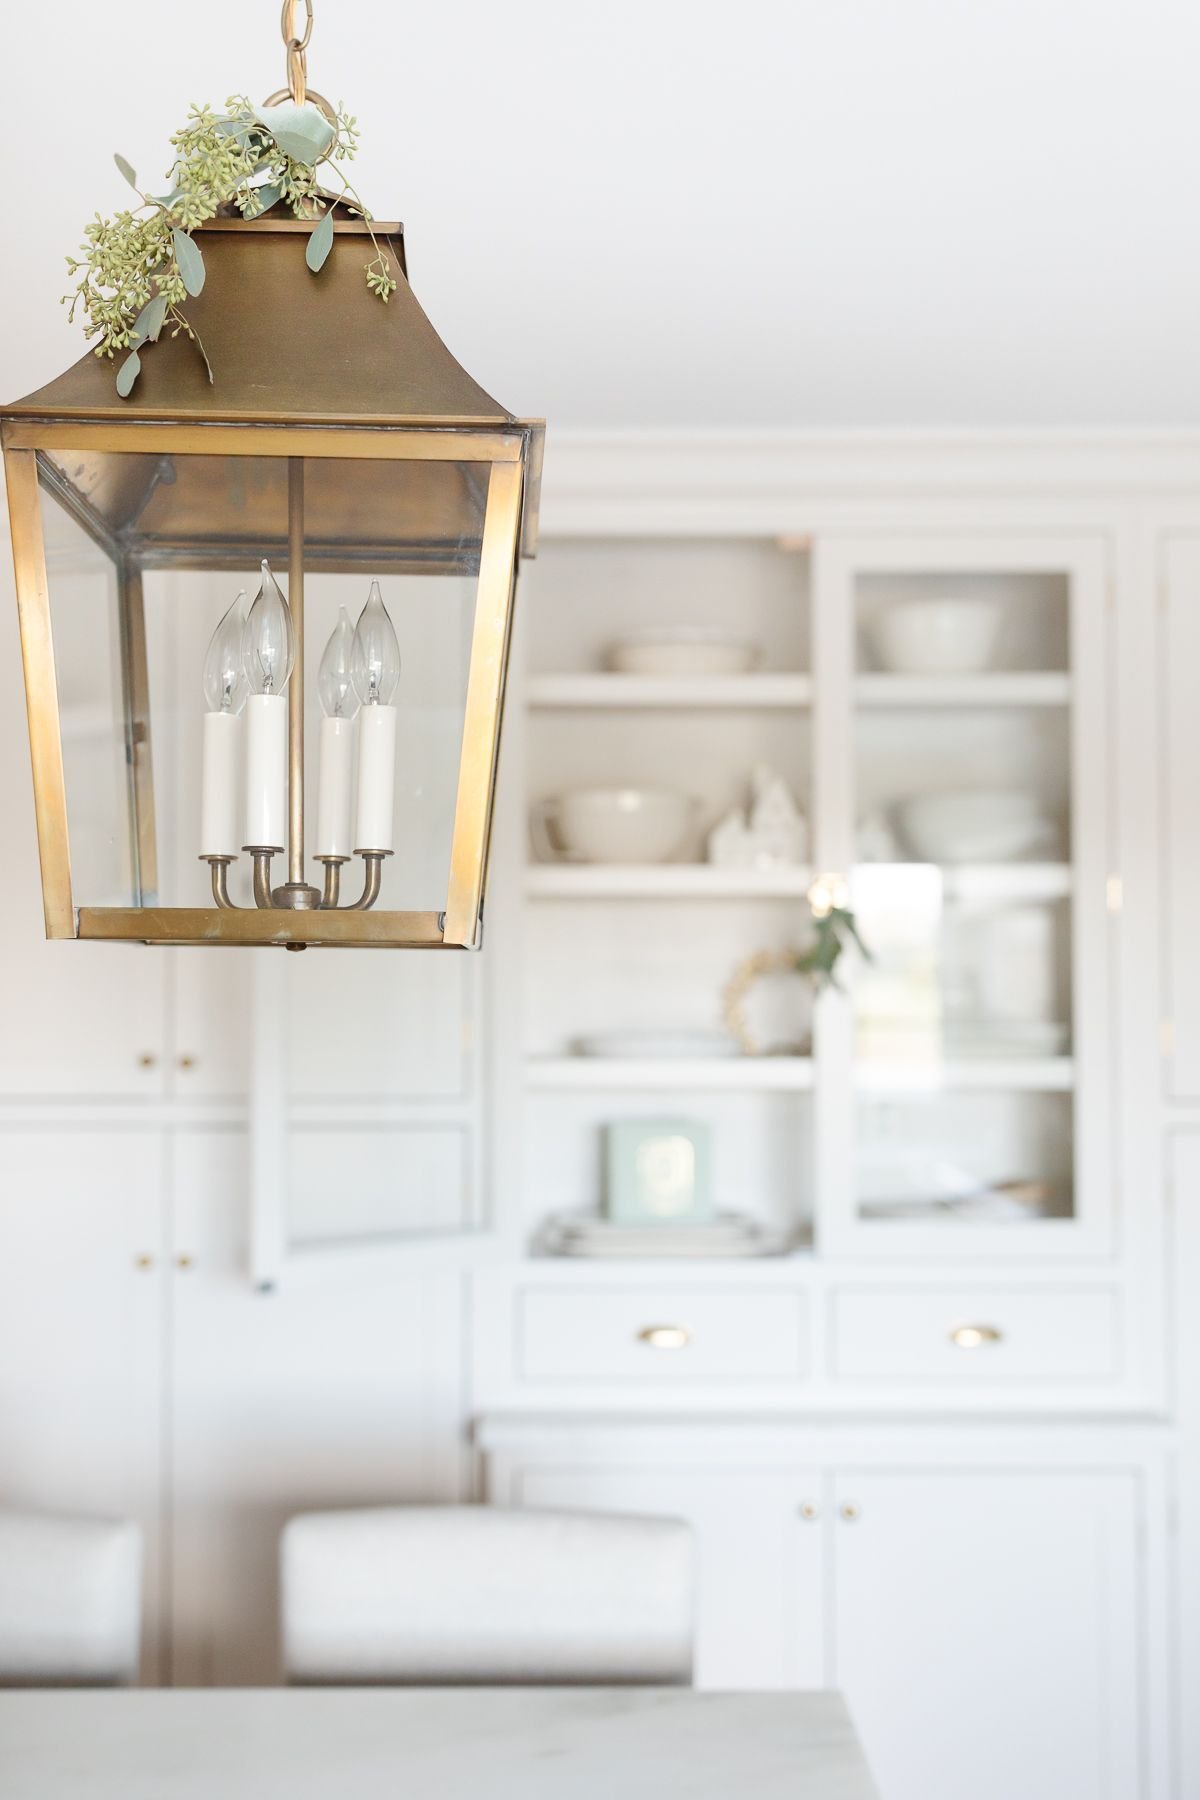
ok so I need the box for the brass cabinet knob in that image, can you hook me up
[839,1502,861,1523]
[637,1324,692,1351]
[132,1253,155,1271]
[175,1253,194,1271]
[949,1323,1003,1350]
[798,1501,821,1522]
[177,1054,197,1071]
[137,1053,157,1069]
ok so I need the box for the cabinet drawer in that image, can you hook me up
[516,1287,809,1383]
[831,1287,1120,1382]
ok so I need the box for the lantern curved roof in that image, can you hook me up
[2,211,518,428]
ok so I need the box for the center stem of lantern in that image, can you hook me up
[269,461,324,910]
[287,460,308,889]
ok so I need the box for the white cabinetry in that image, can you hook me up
[1159,535,1200,1099]
[482,1419,1161,1800]
[830,1468,1140,1800]
[0,1129,166,1676]
[480,475,1154,1414]
[168,1129,465,1685]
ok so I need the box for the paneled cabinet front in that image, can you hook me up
[483,1428,1158,1800]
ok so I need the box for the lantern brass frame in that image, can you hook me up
[0,418,529,951]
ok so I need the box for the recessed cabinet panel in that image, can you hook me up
[516,1286,808,1382]
[831,1287,1119,1382]
[1160,535,1200,1098]
[511,1464,823,1690]
[284,951,471,1102]
[832,1470,1140,1800]
[285,1125,470,1247]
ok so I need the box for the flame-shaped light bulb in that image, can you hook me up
[351,581,401,706]
[241,560,295,696]
[202,591,249,715]
[200,590,250,859]
[318,607,361,719]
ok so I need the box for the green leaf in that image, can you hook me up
[150,187,183,210]
[252,181,282,216]
[254,102,335,165]
[305,207,335,272]
[115,350,141,398]
[114,153,138,190]
[133,295,168,343]
[172,229,205,297]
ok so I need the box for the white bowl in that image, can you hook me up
[868,599,1003,675]
[607,629,759,677]
[533,788,694,863]
[895,790,1057,863]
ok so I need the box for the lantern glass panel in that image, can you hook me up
[35,446,493,917]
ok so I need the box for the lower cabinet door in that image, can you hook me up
[168,1129,466,1684]
[830,1469,1141,1800]
[0,1129,166,1678]
[505,1464,824,1690]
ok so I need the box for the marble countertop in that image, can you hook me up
[0,1687,878,1799]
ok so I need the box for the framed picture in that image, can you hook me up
[604,1120,713,1225]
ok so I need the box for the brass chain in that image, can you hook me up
[281,0,313,105]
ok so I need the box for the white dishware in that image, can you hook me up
[607,629,759,677]
[943,1019,1069,1058]
[867,598,1003,675]
[895,789,1058,863]
[572,1029,740,1059]
[538,1210,803,1259]
[531,788,694,864]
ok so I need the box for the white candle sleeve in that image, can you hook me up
[200,710,242,859]
[243,692,287,850]
[355,703,397,853]
[316,714,355,859]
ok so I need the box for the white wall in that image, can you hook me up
[5,0,1200,427]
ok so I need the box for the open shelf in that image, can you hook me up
[524,1056,816,1092]
[526,863,1069,902]
[856,673,1070,707]
[526,673,812,709]
[526,864,813,900]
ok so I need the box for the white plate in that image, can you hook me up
[607,630,759,677]
[572,1029,740,1059]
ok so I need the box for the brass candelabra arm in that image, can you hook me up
[246,848,278,909]
[344,850,390,911]
[202,855,240,909]
[315,855,348,909]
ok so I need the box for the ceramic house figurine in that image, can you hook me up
[707,765,808,869]
[707,807,755,868]
[747,765,808,866]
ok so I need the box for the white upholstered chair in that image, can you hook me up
[280,1505,694,1686]
[0,1508,141,1684]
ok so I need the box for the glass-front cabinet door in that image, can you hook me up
[813,536,1112,1257]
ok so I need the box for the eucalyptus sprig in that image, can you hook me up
[64,93,397,396]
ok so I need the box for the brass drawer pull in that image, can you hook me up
[839,1502,861,1523]
[637,1324,692,1351]
[950,1323,1003,1350]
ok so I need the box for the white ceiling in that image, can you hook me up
[4,0,1200,426]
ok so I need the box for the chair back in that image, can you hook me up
[281,1505,693,1685]
[0,1508,141,1684]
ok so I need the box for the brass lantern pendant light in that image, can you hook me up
[0,5,542,951]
